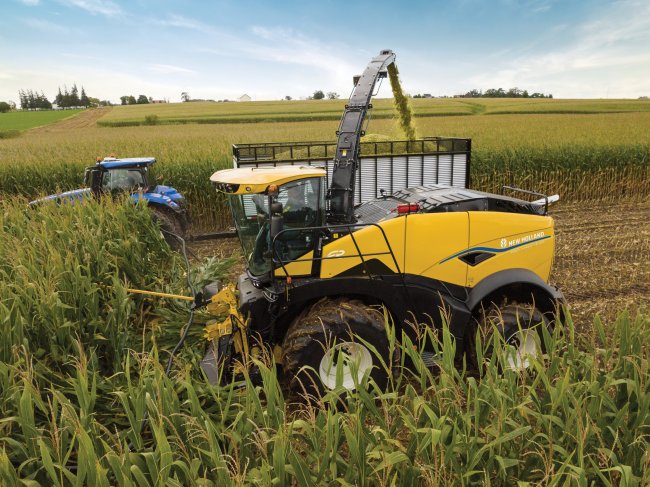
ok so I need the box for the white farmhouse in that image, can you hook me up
[238,94,252,102]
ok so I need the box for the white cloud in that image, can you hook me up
[147,64,197,75]
[21,17,70,34]
[58,0,123,18]
[467,0,650,97]
[149,14,211,32]
[239,26,356,82]
[499,0,557,13]
[146,14,355,86]
[19,0,41,6]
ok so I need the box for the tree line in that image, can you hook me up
[458,88,552,98]
[54,84,91,108]
[18,90,52,110]
[16,84,95,110]
[120,95,156,105]
[308,90,339,100]
[410,88,553,99]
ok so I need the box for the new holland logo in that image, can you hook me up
[326,250,346,258]
[500,238,508,248]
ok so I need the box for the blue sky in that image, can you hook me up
[1,0,649,104]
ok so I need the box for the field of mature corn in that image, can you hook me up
[0,101,649,229]
[95,98,650,126]
[0,196,647,485]
[0,100,648,484]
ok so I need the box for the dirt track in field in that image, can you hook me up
[551,200,649,329]
[32,107,112,131]
[189,200,650,330]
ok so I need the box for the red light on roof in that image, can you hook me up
[396,203,420,214]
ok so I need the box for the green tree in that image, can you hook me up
[55,87,63,107]
[312,90,325,100]
[0,102,10,113]
[18,90,27,109]
[181,91,190,102]
[80,87,90,107]
[326,91,339,99]
[136,95,149,104]
[38,91,52,109]
[62,86,72,108]
[70,84,80,106]
[127,95,137,105]
[120,96,128,105]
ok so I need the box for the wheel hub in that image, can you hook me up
[318,341,373,390]
[505,329,541,370]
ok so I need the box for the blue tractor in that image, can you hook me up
[30,157,188,246]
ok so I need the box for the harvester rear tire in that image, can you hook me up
[468,302,550,373]
[282,297,392,402]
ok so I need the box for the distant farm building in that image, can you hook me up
[151,99,168,104]
[239,94,252,102]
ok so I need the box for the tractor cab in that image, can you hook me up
[211,166,326,278]
[85,157,157,197]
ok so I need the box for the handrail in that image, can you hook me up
[233,137,471,164]
[270,222,405,288]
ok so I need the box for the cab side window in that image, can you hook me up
[279,179,318,227]
[274,177,322,262]
[101,169,144,192]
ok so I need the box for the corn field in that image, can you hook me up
[0,107,649,230]
[0,197,646,485]
[0,103,648,484]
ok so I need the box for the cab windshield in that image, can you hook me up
[228,177,324,277]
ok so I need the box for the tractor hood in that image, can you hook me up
[150,185,184,205]
[131,185,184,210]
[152,184,181,198]
[28,188,93,206]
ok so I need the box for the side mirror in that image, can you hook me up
[270,201,283,240]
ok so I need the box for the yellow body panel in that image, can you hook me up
[263,209,555,291]
[275,251,315,277]
[404,213,469,287]
[211,166,325,195]
[312,211,554,288]
[468,212,553,248]
[466,212,555,286]
[320,219,406,278]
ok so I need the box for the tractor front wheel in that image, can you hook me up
[150,207,184,251]
[282,297,392,402]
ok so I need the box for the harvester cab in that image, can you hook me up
[213,166,326,277]
[204,50,564,396]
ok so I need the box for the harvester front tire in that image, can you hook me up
[282,297,392,402]
[468,303,550,372]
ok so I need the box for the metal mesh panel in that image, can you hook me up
[234,137,470,203]
[438,154,452,188]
